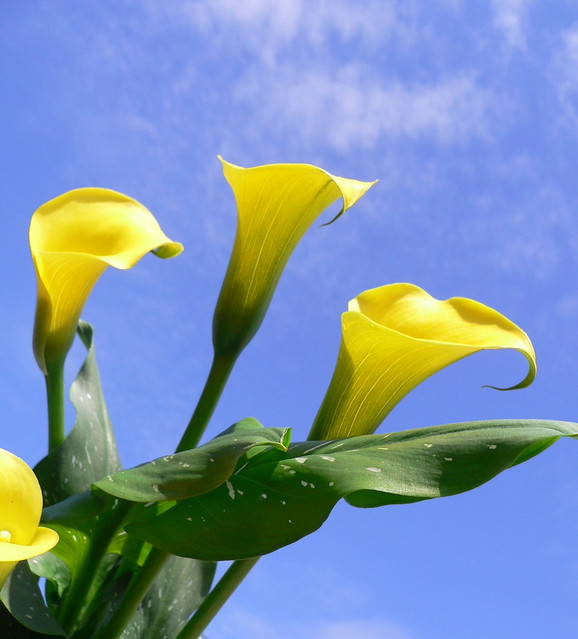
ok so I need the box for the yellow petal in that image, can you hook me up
[0,527,59,562]
[0,451,59,589]
[0,449,43,543]
[30,188,183,373]
[212,157,377,357]
[309,283,536,440]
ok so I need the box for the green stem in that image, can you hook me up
[57,500,134,634]
[176,352,237,452]
[92,547,170,639]
[79,351,237,636]
[45,361,66,452]
[176,557,260,639]
[80,353,236,636]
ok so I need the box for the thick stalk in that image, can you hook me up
[173,353,259,637]
[176,557,260,639]
[91,547,170,639]
[85,352,236,637]
[45,360,66,452]
[57,500,134,633]
[176,352,237,452]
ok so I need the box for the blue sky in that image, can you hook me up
[2,1,578,637]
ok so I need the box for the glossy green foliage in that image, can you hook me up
[35,321,121,506]
[0,562,66,636]
[30,323,122,611]
[127,419,578,560]
[119,555,215,639]
[94,418,291,503]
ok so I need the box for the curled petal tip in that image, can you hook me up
[323,177,378,226]
[152,241,184,259]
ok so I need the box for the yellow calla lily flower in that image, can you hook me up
[30,188,183,374]
[0,449,59,590]
[212,157,377,357]
[308,283,537,440]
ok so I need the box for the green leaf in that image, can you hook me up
[30,492,126,605]
[41,491,106,524]
[127,419,578,560]
[119,556,216,639]
[94,418,291,502]
[0,562,66,636]
[35,321,121,506]
[31,323,123,606]
[28,553,70,601]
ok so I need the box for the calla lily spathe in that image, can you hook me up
[0,449,59,590]
[308,283,537,440]
[212,157,377,358]
[30,188,183,374]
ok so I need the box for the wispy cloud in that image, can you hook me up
[157,1,495,152]
[551,22,578,129]
[316,618,416,639]
[490,0,534,50]
[168,0,408,63]
[234,66,494,153]
[213,608,417,639]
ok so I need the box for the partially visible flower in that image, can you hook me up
[30,188,183,374]
[0,449,59,590]
[308,283,537,440]
[212,157,377,358]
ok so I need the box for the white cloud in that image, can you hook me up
[213,609,416,639]
[172,0,404,63]
[144,1,497,152]
[316,619,416,639]
[552,22,578,128]
[491,0,533,50]
[234,66,495,152]
[26,1,501,167]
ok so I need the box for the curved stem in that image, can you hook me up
[58,499,134,633]
[45,361,66,452]
[176,557,260,639]
[92,547,170,639]
[176,352,237,452]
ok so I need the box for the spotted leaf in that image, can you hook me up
[93,418,291,503]
[127,419,578,560]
